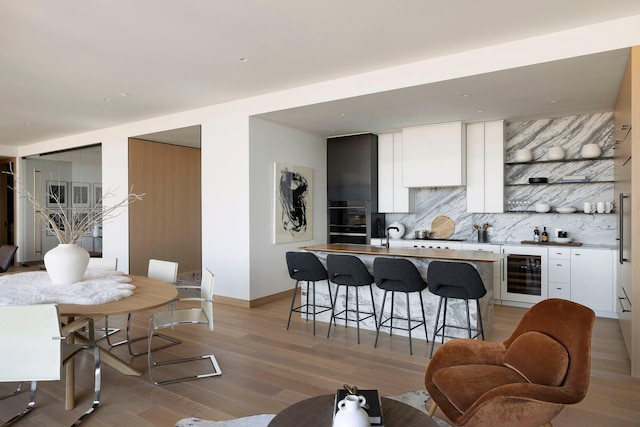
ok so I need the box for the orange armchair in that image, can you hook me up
[425,299,595,427]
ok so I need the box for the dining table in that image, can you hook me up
[0,271,178,410]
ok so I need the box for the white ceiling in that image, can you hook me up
[2,1,640,148]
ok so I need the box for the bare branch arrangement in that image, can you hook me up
[5,166,143,244]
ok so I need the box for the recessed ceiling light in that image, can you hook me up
[103,97,111,102]
[240,57,248,62]
[549,100,558,104]
[120,92,129,97]
[476,109,485,113]
[460,93,469,98]
[340,113,346,117]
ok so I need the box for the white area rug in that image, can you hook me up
[0,269,134,305]
[175,390,451,427]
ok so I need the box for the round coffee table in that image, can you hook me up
[268,394,438,427]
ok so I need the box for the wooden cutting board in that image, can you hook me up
[431,215,455,239]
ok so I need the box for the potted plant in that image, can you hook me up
[6,166,143,284]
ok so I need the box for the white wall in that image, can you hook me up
[248,118,327,300]
[4,16,640,301]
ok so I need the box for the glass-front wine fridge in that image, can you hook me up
[501,245,548,304]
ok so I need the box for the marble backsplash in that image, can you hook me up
[384,112,617,246]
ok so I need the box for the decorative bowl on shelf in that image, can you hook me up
[555,237,573,243]
[529,177,548,184]
[515,149,533,162]
[546,147,566,161]
[535,203,551,213]
[580,143,602,159]
[556,207,577,213]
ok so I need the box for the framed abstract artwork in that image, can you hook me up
[274,162,313,244]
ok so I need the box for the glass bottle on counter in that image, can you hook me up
[533,227,540,242]
[541,226,549,242]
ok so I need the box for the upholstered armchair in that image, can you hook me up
[425,298,595,427]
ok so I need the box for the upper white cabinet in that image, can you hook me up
[401,121,466,187]
[466,120,505,213]
[378,132,415,213]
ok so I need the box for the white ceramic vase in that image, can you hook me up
[515,149,533,162]
[546,146,565,160]
[44,243,90,284]
[581,143,602,158]
[333,395,370,427]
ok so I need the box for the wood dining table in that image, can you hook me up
[57,275,178,410]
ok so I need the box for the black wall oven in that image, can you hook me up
[328,201,384,244]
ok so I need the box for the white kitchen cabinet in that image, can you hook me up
[461,243,502,302]
[548,247,571,300]
[378,132,415,213]
[466,121,505,213]
[570,248,616,316]
[401,121,466,187]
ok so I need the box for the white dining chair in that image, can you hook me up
[147,259,178,284]
[148,268,221,385]
[0,304,101,425]
[87,257,118,271]
[107,259,181,357]
[87,257,121,341]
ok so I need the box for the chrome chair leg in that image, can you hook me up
[0,382,24,402]
[147,325,222,386]
[1,381,36,426]
[104,312,181,357]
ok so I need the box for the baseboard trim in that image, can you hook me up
[215,288,298,308]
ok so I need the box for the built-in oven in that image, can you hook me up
[501,245,548,304]
[328,201,384,244]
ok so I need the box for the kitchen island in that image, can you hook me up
[298,243,506,345]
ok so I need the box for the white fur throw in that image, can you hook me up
[0,269,135,305]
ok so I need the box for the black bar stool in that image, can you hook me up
[427,261,486,357]
[326,254,377,344]
[285,251,333,335]
[373,257,428,355]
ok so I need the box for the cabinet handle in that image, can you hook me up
[618,296,631,313]
[619,193,629,264]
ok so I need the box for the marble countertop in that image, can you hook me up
[300,243,506,263]
[381,238,616,250]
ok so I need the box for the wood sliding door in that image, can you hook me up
[128,138,201,276]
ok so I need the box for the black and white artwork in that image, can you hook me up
[46,210,66,236]
[93,184,102,207]
[46,181,68,208]
[72,182,90,208]
[274,162,313,244]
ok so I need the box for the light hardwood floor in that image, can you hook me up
[1,297,639,426]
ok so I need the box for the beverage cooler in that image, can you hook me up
[501,245,548,304]
[328,201,385,244]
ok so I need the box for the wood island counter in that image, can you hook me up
[297,243,506,346]
[299,243,505,263]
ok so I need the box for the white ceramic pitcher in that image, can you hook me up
[333,395,370,427]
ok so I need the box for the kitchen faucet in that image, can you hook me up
[385,226,400,248]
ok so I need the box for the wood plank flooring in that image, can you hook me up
[1,297,639,426]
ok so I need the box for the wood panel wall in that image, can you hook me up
[128,138,201,276]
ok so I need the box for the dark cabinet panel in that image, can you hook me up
[327,134,381,243]
[327,133,378,206]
